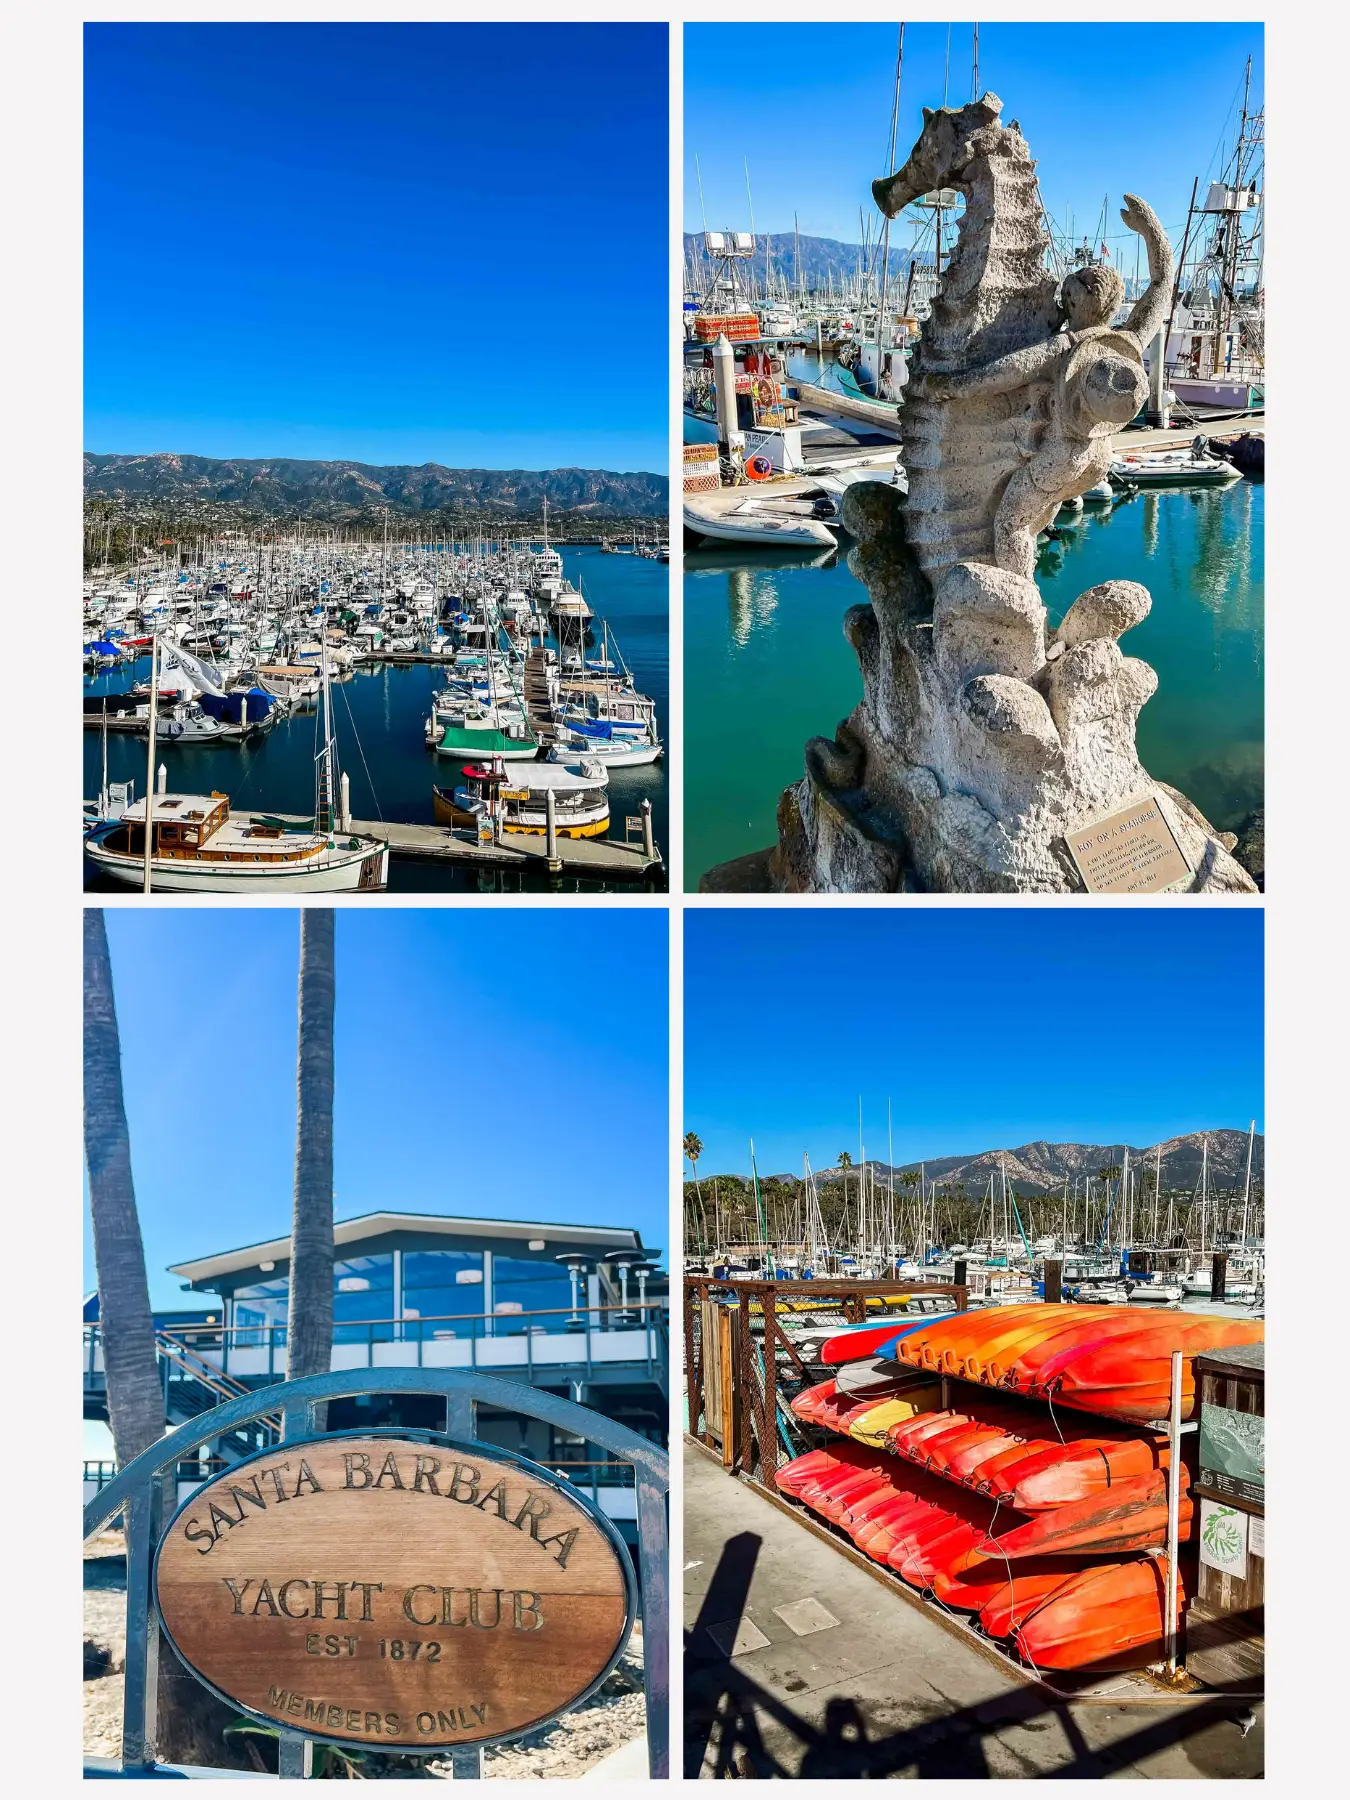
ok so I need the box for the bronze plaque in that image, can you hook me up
[1065,795,1191,895]
[154,1435,633,1748]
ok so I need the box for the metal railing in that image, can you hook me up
[84,1368,669,1781]
[685,1275,967,1486]
[85,1300,668,1388]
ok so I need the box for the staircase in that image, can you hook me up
[154,1331,283,1464]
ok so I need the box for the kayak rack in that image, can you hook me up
[689,1434,1222,1709]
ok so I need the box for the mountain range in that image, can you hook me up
[728,1131,1263,1197]
[83,454,668,521]
[685,230,927,295]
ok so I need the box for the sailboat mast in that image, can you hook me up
[143,633,159,894]
[1240,1119,1255,1245]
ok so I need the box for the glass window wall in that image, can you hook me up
[402,1250,486,1340]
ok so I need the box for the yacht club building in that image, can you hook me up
[85,1212,667,1557]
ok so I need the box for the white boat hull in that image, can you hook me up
[683,504,836,549]
[86,841,389,892]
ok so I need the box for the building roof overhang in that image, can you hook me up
[168,1211,646,1285]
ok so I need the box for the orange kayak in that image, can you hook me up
[931,1556,1077,1616]
[890,1306,1046,1372]
[966,1472,1191,1567]
[962,1307,1124,1381]
[1004,1437,1168,1511]
[986,1309,1156,1386]
[1012,1559,1189,1671]
[1042,1319,1265,1421]
[977,1564,1100,1637]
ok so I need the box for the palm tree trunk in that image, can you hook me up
[84,911,246,1769]
[83,911,163,1468]
[287,912,335,1416]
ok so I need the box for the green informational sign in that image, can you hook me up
[1199,1404,1264,1500]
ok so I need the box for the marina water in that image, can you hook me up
[85,548,668,894]
[684,478,1263,887]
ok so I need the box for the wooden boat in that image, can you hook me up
[84,793,388,892]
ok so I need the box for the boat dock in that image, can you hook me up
[234,811,663,878]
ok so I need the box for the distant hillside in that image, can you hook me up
[723,1131,1263,1199]
[684,230,928,295]
[83,454,668,522]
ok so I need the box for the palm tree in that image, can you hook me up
[84,911,242,1766]
[83,911,162,1470]
[838,1151,853,1169]
[683,1132,704,1246]
[286,912,335,1420]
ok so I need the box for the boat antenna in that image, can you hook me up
[695,152,709,235]
[972,22,979,101]
[943,24,951,106]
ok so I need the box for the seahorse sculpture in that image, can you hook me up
[701,93,1255,895]
[873,95,1060,599]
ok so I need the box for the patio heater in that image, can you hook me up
[611,1254,641,1325]
[555,1253,590,1331]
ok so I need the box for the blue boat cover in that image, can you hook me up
[199,689,273,724]
[86,640,122,656]
[567,717,614,740]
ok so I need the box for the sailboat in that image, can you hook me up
[84,636,389,892]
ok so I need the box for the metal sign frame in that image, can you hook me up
[84,1368,670,1780]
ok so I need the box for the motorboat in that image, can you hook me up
[683,498,836,550]
[1109,445,1243,488]
[433,757,610,840]
[84,793,388,891]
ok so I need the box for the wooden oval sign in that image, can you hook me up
[154,1435,634,1748]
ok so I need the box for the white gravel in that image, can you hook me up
[85,1530,647,1779]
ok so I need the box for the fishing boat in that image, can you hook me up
[432,758,610,839]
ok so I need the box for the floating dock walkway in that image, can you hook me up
[235,811,662,879]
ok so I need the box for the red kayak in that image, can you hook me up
[977,1564,1100,1638]
[790,1377,837,1422]
[1012,1559,1190,1671]
[930,1556,1081,1617]
[963,1472,1191,1569]
[775,1442,877,1496]
[1004,1436,1169,1511]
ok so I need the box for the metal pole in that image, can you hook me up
[641,796,654,860]
[545,784,558,864]
[1165,1349,1183,1672]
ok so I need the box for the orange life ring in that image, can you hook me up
[746,454,773,481]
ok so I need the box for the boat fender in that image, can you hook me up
[746,454,774,482]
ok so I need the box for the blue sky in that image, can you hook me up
[686,22,1263,257]
[685,910,1263,1176]
[85,23,668,471]
[84,909,669,1312]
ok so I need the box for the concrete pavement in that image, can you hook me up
[683,1440,1262,1779]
